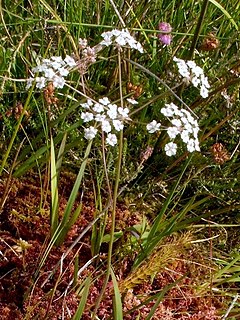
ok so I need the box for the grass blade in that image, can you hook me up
[209,0,238,30]
[50,136,59,236]
[111,268,123,320]
[55,140,93,245]
[72,276,91,320]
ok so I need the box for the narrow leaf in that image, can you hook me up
[50,136,59,235]
[72,277,91,320]
[111,268,123,320]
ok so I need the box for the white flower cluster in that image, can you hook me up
[173,57,210,98]
[161,102,200,156]
[100,29,144,53]
[26,55,77,90]
[80,97,136,146]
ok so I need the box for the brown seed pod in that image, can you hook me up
[44,82,58,106]
[127,82,143,98]
[199,33,220,51]
[211,142,230,164]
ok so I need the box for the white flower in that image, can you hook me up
[161,102,179,117]
[35,77,46,89]
[32,64,45,73]
[51,56,64,63]
[201,75,210,88]
[180,130,190,143]
[81,112,94,123]
[135,42,144,53]
[146,120,161,133]
[78,38,88,48]
[187,61,197,69]
[171,118,182,127]
[93,103,104,113]
[192,76,201,87]
[126,98,138,105]
[95,113,106,122]
[115,34,127,46]
[52,75,65,89]
[80,99,93,109]
[179,65,191,78]
[192,66,203,77]
[118,107,129,119]
[42,58,51,65]
[113,120,124,131]
[192,127,199,139]
[84,126,97,140]
[200,86,209,98]
[26,77,34,90]
[101,120,112,133]
[161,107,174,117]
[111,29,121,36]
[186,138,196,152]
[106,133,117,146]
[174,58,190,78]
[165,142,177,156]
[167,126,180,139]
[194,140,201,151]
[100,35,112,46]
[64,55,76,67]
[99,97,111,105]
[44,68,55,79]
[51,61,63,70]
[107,104,118,119]
[58,67,69,77]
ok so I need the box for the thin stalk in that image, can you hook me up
[92,49,124,318]
[187,0,209,60]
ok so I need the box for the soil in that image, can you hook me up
[0,172,223,319]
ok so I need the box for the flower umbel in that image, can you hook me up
[80,97,131,146]
[100,29,144,53]
[26,55,76,90]
[161,102,200,155]
[173,57,210,98]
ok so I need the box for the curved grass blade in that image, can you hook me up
[72,276,91,320]
[111,268,123,320]
[209,0,238,30]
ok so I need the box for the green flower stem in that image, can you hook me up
[92,50,124,318]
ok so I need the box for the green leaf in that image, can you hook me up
[72,277,91,320]
[111,268,123,320]
[102,231,123,243]
[55,140,93,245]
[50,136,59,236]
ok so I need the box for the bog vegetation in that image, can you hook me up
[0,0,240,319]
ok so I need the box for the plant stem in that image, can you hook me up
[187,0,209,60]
[92,49,124,318]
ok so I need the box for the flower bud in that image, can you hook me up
[158,22,172,45]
